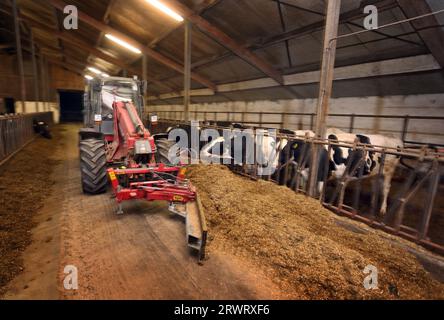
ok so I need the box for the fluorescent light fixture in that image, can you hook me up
[87,67,110,78]
[84,75,94,81]
[87,67,102,74]
[105,34,142,54]
[145,0,184,22]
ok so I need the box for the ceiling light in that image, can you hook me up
[145,0,184,22]
[105,34,142,54]
[84,75,94,81]
[87,67,102,74]
[101,73,110,78]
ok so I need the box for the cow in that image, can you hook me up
[326,128,373,179]
[166,122,255,166]
[165,122,401,216]
[326,128,403,216]
[200,125,254,167]
[271,129,335,194]
[273,127,402,216]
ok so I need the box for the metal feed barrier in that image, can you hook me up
[0,112,53,165]
[152,120,444,255]
[274,133,444,255]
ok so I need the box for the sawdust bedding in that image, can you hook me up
[187,165,444,300]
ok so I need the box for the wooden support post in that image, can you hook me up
[30,30,39,112]
[402,115,410,143]
[12,0,26,113]
[42,57,49,112]
[142,54,148,120]
[39,55,46,111]
[349,114,355,133]
[184,21,192,122]
[45,58,51,111]
[308,0,341,197]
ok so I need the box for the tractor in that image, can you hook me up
[79,76,206,260]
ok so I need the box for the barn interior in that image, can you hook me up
[0,0,444,301]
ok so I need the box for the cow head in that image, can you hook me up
[328,134,375,177]
[356,135,376,174]
[328,134,347,178]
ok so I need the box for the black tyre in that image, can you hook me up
[80,139,108,194]
[155,138,177,165]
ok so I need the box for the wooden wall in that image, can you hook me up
[0,53,84,102]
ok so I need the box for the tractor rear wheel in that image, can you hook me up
[80,139,108,194]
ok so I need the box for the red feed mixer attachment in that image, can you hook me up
[107,166,196,213]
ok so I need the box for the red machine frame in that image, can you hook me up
[103,101,196,215]
[107,165,196,211]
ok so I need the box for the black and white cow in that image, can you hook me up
[165,122,402,216]
[268,129,335,193]
[272,128,403,215]
[326,128,403,215]
[326,128,374,178]
[200,124,255,166]
[166,122,254,166]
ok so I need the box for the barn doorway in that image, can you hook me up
[58,90,84,122]
[4,97,15,114]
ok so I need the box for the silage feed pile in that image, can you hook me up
[187,165,444,300]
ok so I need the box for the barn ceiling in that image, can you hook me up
[0,0,443,101]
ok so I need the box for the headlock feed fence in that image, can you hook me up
[151,120,444,255]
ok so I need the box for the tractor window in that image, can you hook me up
[101,80,140,117]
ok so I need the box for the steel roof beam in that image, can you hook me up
[397,0,444,68]
[20,12,175,93]
[165,0,284,85]
[47,0,217,91]
[166,0,397,79]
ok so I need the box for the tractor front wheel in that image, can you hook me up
[80,139,108,194]
[155,138,177,165]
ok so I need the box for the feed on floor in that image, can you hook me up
[188,164,444,299]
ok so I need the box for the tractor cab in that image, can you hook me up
[81,76,145,141]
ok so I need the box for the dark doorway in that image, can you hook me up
[59,90,84,122]
[4,97,15,114]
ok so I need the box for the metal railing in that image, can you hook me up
[151,110,444,147]
[152,120,444,255]
[0,112,53,164]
